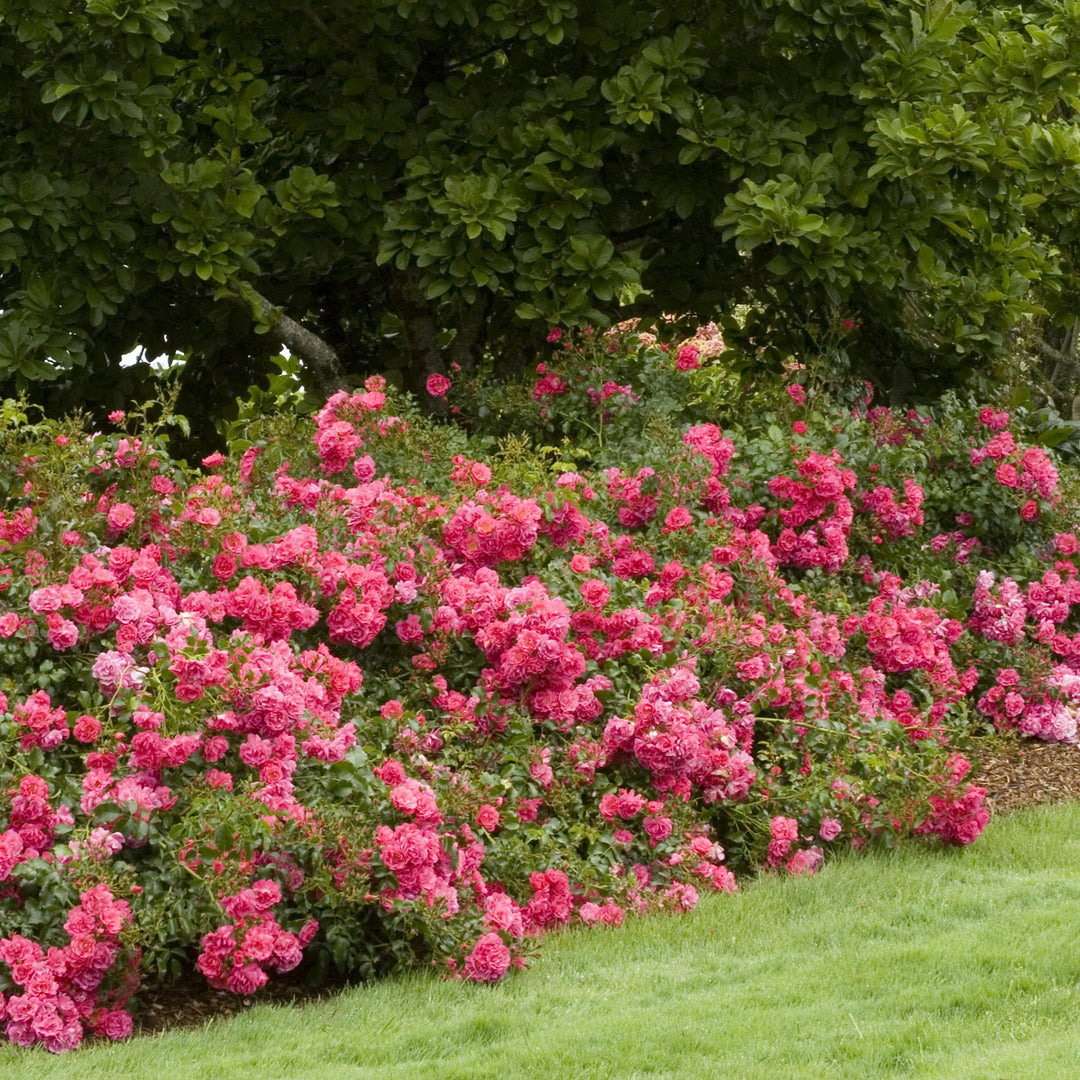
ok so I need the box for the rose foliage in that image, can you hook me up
[1,324,1078,1050]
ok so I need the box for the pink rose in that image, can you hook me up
[642,815,673,846]
[951,814,988,845]
[689,835,713,857]
[462,932,511,983]
[675,344,700,370]
[242,925,277,962]
[580,578,610,610]
[767,838,791,865]
[600,901,625,925]
[107,503,136,530]
[786,846,824,875]
[770,815,799,842]
[101,1009,133,1040]
[226,961,268,995]
[426,373,451,397]
[29,586,64,614]
[664,506,693,530]
[818,817,842,842]
[73,715,102,743]
[615,790,646,819]
[579,902,602,925]
[212,553,237,581]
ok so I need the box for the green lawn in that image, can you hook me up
[6,801,1080,1079]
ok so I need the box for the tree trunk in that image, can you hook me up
[389,267,448,415]
[1035,318,1079,416]
[449,292,492,372]
[493,320,545,379]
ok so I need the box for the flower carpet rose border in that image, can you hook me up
[0,357,1075,1050]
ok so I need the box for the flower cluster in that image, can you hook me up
[861,594,961,682]
[971,431,1059,511]
[443,490,542,568]
[968,572,1028,647]
[11,691,70,750]
[0,885,135,1052]
[861,480,925,540]
[976,666,1079,743]
[766,450,857,571]
[916,785,990,846]
[608,664,755,804]
[197,881,316,994]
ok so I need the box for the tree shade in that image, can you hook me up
[3,0,1080,416]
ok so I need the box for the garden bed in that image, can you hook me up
[4,323,1080,1051]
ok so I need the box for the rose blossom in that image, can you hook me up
[73,715,102,743]
[675,344,700,370]
[642,815,673,846]
[462,933,511,982]
[819,817,842,842]
[107,503,136,530]
[100,1010,133,1040]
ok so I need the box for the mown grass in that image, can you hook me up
[6,801,1080,1079]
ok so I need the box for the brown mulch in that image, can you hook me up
[129,975,348,1037]
[111,737,1080,1039]
[973,736,1080,816]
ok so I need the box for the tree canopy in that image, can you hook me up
[4,0,1080,421]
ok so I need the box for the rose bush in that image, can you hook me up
[0,329,1077,1051]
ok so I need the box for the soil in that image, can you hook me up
[117,736,1080,1039]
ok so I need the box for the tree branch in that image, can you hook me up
[239,287,350,401]
[303,4,336,43]
[1034,335,1075,368]
[446,44,506,73]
